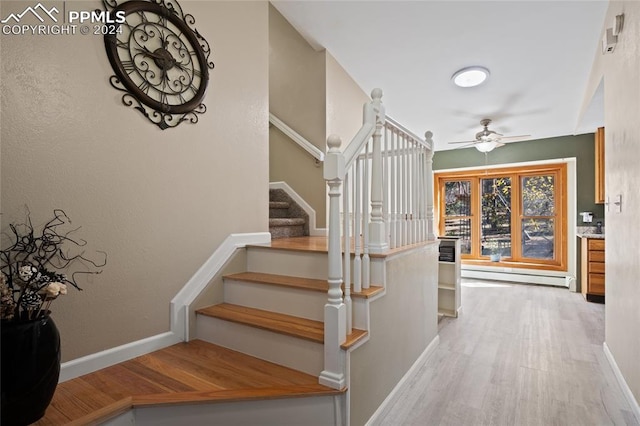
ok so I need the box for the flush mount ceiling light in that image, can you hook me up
[452,66,490,88]
[474,140,499,153]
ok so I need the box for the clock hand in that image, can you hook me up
[135,47,164,60]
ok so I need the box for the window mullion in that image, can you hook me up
[472,177,481,259]
[513,173,522,260]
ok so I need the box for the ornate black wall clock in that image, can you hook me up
[103,0,214,130]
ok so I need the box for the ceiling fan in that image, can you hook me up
[448,119,531,152]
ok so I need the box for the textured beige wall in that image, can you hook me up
[350,243,440,426]
[600,1,640,408]
[325,52,370,148]
[0,1,268,361]
[268,5,327,227]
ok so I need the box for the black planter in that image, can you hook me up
[1,314,61,426]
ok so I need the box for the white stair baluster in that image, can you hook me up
[362,141,370,289]
[425,131,435,241]
[409,139,415,245]
[402,133,409,247]
[418,147,425,242]
[354,158,362,293]
[390,129,397,249]
[414,145,421,243]
[396,132,402,248]
[383,125,390,247]
[343,170,352,334]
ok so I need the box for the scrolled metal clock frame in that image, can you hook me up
[103,0,214,130]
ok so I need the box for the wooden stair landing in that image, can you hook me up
[34,340,343,425]
[249,235,438,258]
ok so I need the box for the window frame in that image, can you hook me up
[435,163,567,271]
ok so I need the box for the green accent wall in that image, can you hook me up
[433,133,605,223]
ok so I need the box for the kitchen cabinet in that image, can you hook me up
[580,236,605,303]
[595,127,605,204]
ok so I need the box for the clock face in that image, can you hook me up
[104,1,210,116]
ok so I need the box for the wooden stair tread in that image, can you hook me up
[353,285,384,299]
[225,272,328,292]
[133,383,343,407]
[225,271,384,299]
[196,303,325,343]
[197,303,368,349]
[65,398,133,426]
[35,340,338,425]
[342,328,368,350]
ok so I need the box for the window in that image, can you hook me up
[435,164,567,270]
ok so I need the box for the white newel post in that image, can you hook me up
[425,131,435,241]
[320,135,347,390]
[368,89,389,254]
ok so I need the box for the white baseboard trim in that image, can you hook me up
[365,335,440,426]
[60,331,180,383]
[603,342,640,423]
[60,232,271,383]
[270,181,326,236]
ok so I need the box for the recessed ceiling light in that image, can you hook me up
[452,66,490,88]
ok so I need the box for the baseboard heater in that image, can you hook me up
[461,268,570,287]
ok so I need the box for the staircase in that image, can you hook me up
[191,237,376,424]
[195,238,373,372]
[39,237,375,425]
[269,188,309,238]
[37,90,438,425]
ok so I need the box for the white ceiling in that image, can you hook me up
[272,0,608,151]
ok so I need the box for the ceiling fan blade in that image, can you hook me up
[499,134,531,142]
[448,140,478,144]
[454,142,479,149]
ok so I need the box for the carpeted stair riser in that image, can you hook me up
[269,201,291,218]
[269,217,306,238]
[269,189,309,238]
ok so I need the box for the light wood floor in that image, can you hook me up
[372,279,639,426]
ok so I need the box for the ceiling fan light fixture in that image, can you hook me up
[452,66,490,88]
[475,140,498,153]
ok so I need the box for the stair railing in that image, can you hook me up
[269,112,325,164]
[320,88,435,390]
[384,118,435,248]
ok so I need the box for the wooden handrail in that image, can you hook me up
[342,89,382,171]
[384,115,432,150]
[269,113,325,162]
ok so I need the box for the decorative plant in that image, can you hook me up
[0,209,106,321]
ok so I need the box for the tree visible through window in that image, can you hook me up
[521,175,555,260]
[481,177,511,257]
[443,181,472,254]
[436,164,566,270]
